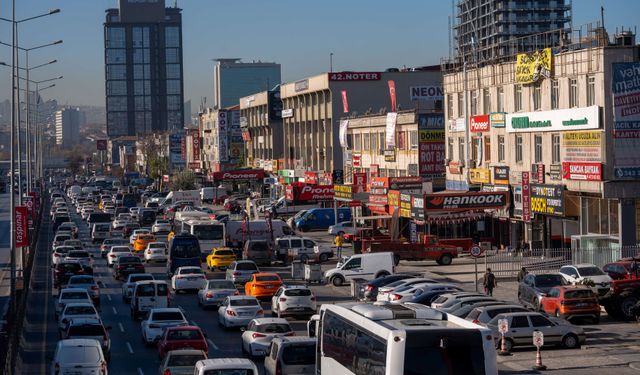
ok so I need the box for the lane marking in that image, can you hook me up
[208,339,218,350]
[106,294,112,301]
[126,341,134,354]
[118,323,124,333]
[137,368,144,375]
[112,306,117,315]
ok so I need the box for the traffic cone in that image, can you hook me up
[498,334,511,356]
[532,347,547,371]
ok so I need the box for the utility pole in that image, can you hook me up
[9,0,16,316]
[330,52,334,73]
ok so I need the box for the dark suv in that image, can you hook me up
[112,256,145,280]
[518,273,565,310]
[54,261,87,288]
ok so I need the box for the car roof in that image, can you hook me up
[272,336,316,345]
[136,280,166,285]
[251,318,289,325]
[166,349,206,356]
[475,304,525,312]
[235,260,256,264]
[57,338,102,348]
[495,311,540,318]
[228,295,257,300]
[63,302,96,308]
[177,266,201,270]
[68,317,102,326]
[196,358,257,370]
[571,263,598,268]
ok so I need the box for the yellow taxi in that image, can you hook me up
[133,234,156,253]
[206,247,237,271]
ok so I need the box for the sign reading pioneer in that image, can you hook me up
[424,192,509,212]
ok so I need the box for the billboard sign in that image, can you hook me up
[385,112,397,148]
[424,191,509,212]
[469,169,491,184]
[507,106,600,133]
[562,162,602,181]
[515,48,552,84]
[612,62,640,178]
[418,113,445,177]
[400,193,412,218]
[493,166,509,185]
[490,112,506,128]
[522,172,531,221]
[15,206,28,247]
[410,86,443,100]
[212,169,264,181]
[530,184,564,216]
[411,194,425,220]
[561,131,602,163]
[297,185,334,201]
[470,115,490,132]
[328,72,381,81]
[218,111,228,162]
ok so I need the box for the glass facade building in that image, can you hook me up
[104,1,184,137]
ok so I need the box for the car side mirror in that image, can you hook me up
[570,274,578,278]
[240,327,246,332]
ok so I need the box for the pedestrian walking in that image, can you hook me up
[483,268,497,296]
[334,233,344,259]
[517,266,528,283]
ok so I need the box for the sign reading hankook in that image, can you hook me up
[530,184,564,216]
[425,192,509,212]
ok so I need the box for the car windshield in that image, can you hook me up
[229,299,259,307]
[68,251,90,258]
[578,267,606,276]
[565,289,595,299]
[112,247,130,252]
[282,343,316,365]
[208,281,236,289]
[55,235,71,242]
[236,263,258,271]
[284,288,312,297]
[215,250,234,256]
[167,353,206,366]
[152,311,184,321]
[167,329,202,340]
[68,325,104,336]
[57,346,101,363]
[255,323,291,333]
[171,239,201,259]
[61,292,89,300]
[55,247,73,254]
[130,275,153,282]
[535,274,564,287]
[69,277,93,285]
[65,306,96,315]
[256,275,280,282]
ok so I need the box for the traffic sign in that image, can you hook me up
[470,246,483,257]
[498,319,509,334]
[533,331,544,347]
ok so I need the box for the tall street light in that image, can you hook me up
[0,2,61,318]
[0,39,62,193]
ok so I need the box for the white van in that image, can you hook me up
[130,280,169,319]
[200,187,228,203]
[226,219,295,248]
[265,336,316,375]
[194,358,259,375]
[324,252,394,286]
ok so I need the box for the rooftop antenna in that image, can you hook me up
[174,0,178,8]
[600,6,605,31]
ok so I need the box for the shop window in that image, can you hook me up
[472,137,481,162]
[457,92,464,118]
[471,90,478,115]
[533,85,541,111]
[458,137,465,162]
[448,138,454,160]
[379,133,385,154]
[483,88,491,114]
[447,94,454,119]
[551,79,559,109]
[552,134,560,164]
[484,136,491,162]
[515,135,523,163]
[354,133,361,151]
[498,135,505,162]
[534,135,543,163]
[363,133,370,151]
[398,132,406,150]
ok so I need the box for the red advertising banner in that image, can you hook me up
[387,80,397,112]
[191,130,200,161]
[304,172,318,185]
[470,115,490,132]
[212,169,265,181]
[522,172,531,222]
[370,164,379,178]
[419,142,446,175]
[354,173,367,193]
[341,90,349,113]
[368,194,389,205]
[328,72,381,81]
[297,185,334,201]
[181,137,186,160]
[96,139,107,151]
[562,162,603,181]
[15,206,28,247]
[352,153,361,167]
[536,163,545,184]
[285,185,295,201]
[242,130,251,141]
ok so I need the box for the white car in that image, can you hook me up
[50,339,108,375]
[55,288,93,319]
[81,207,95,220]
[129,229,151,245]
[143,242,168,263]
[271,285,316,318]
[218,296,264,328]
[152,219,172,234]
[63,239,84,250]
[559,264,612,297]
[112,218,130,231]
[171,266,206,293]
[58,302,100,332]
[327,221,359,236]
[52,246,75,266]
[376,278,437,302]
[106,245,133,267]
[52,233,73,251]
[66,275,101,305]
[121,273,154,302]
[64,250,93,268]
[194,359,259,375]
[141,308,188,345]
[103,205,115,215]
[117,213,133,221]
[241,318,294,357]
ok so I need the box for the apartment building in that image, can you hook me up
[239,87,283,170]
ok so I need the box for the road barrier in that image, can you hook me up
[486,246,640,278]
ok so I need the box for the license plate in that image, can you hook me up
[264,285,274,289]
[577,303,588,307]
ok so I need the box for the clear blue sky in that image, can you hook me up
[1,0,639,110]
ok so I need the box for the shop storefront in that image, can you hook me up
[211,169,266,193]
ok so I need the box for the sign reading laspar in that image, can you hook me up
[515,48,552,84]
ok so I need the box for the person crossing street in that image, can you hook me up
[334,233,344,259]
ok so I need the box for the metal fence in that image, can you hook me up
[486,246,640,278]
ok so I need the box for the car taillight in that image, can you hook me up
[365,284,374,291]
[310,296,316,301]
[91,286,98,290]
[257,309,264,315]
[54,253,60,257]
[472,319,480,324]
[252,332,266,338]
[163,370,172,375]
[390,294,401,301]
[226,310,236,316]
[279,297,287,302]
[206,292,213,298]
[109,254,116,258]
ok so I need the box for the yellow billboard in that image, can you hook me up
[515,48,552,84]
[469,168,491,184]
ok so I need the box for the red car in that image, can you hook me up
[539,285,600,323]
[603,261,640,280]
[157,326,208,358]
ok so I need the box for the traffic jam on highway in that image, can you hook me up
[43,174,640,375]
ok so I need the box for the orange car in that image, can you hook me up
[133,234,156,252]
[244,273,283,298]
[540,285,600,323]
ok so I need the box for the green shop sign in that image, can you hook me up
[512,116,552,129]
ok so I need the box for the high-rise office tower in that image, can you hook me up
[104,0,184,137]
[213,59,281,109]
[55,107,85,148]
[454,0,572,62]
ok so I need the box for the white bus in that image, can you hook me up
[317,302,498,375]
[180,219,226,260]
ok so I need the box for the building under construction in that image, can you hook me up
[454,0,572,63]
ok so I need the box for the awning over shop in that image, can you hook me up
[425,211,487,225]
